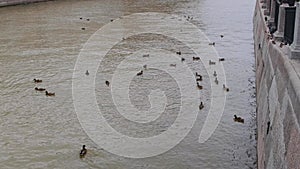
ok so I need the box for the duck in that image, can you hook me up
[143,54,149,57]
[105,80,110,86]
[220,35,224,38]
[86,18,90,21]
[272,40,276,45]
[193,57,200,61]
[197,82,203,90]
[233,115,244,123]
[137,70,143,76]
[279,42,284,48]
[209,60,216,65]
[176,51,181,55]
[181,57,185,62]
[219,57,225,61]
[213,71,217,77]
[223,84,229,92]
[195,72,202,81]
[81,27,86,30]
[85,70,89,76]
[45,91,55,96]
[35,87,45,91]
[143,64,147,69]
[110,19,114,22]
[209,42,215,46]
[33,79,42,83]
[199,102,204,110]
[170,64,176,67]
[80,145,87,158]
[214,77,218,85]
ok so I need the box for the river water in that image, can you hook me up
[0,0,257,168]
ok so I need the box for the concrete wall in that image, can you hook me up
[254,1,300,169]
[0,0,50,7]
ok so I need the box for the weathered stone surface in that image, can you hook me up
[0,0,49,7]
[254,0,300,168]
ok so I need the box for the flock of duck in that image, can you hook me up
[33,79,55,96]
[77,17,244,158]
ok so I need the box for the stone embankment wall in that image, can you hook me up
[0,0,50,7]
[253,0,300,169]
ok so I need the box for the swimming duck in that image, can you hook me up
[105,80,110,86]
[80,17,83,20]
[199,102,204,110]
[80,145,87,158]
[223,84,229,92]
[214,77,218,85]
[35,87,45,91]
[209,60,216,65]
[219,57,225,61]
[143,54,149,57]
[86,18,90,21]
[143,64,147,69]
[170,64,176,67]
[181,57,185,62]
[110,19,114,22]
[81,27,86,30]
[213,71,217,77]
[33,79,42,83]
[176,51,181,55]
[220,35,224,38]
[45,91,55,96]
[208,42,215,46]
[233,115,244,123]
[137,70,143,76]
[193,57,200,61]
[197,82,203,90]
[85,70,89,76]
[195,72,202,81]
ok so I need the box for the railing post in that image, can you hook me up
[270,0,277,23]
[274,3,289,40]
[289,2,300,59]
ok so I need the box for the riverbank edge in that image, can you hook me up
[253,0,300,169]
[0,0,52,7]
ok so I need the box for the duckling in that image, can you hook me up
[176,51,181,55]
[197,82,203,90]
[105,80,110,86]
[209,60,216,65]
[80,145,87,158]
[33,79,42,83]
[192,56,199,61]
[213,71,217,77]
[170,64,176,67]
[208,42,215,46]
[45,91,55,96]
[233,115,244,123]
[214,77,218,85]
[219,57,225,61]
[199,102,204,110]
[223,84,229,92]
[85,70,89,76]
[143,54,149,57]
[35,87,46,91]
[137,70,143,76]
[181,57,185,62]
